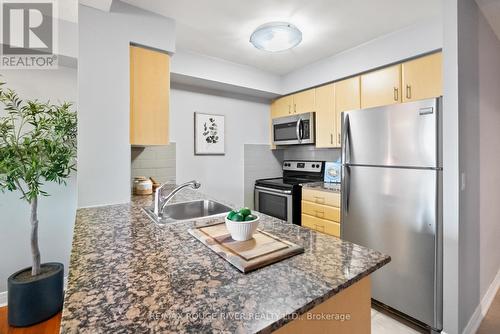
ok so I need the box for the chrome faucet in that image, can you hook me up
[153,180,201,217]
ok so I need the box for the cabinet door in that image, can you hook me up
[271,95,293,118]
[302,214,340,237]
[302,188,341,207]
[130,45,170,145]
[335,76,360,146]
[361,64,401,109]
[293,89,315,114]
[314,84,335,148]
[302,201,341,222]
[402,52,442,102]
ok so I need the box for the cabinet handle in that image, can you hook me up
[406,85,412,99]
[338,133,341,145]
[294,104,297,113]
[314,224,325,232]
[288,105,291,114]
[315,210,325,218]
[314,196,325,204]
[330,134,333,144]
[393,87,399,101]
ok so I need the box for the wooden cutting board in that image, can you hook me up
[189,223,304,273]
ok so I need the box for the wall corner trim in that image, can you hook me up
[0,290,6,307]
[462,268,500,334]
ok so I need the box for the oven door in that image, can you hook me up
[254,186,293,223]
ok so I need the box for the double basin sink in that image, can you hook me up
[143,199,232,224]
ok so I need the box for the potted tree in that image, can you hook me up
[0,82,77,327]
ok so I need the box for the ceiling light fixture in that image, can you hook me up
[250,22,302,52]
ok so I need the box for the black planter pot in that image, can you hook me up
[8,262,64,327]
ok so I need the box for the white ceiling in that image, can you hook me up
[476,0,500,41]
[121,0,441,75]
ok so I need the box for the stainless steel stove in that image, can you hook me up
[254,160,325,225]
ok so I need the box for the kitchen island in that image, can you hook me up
[61,185,390,333]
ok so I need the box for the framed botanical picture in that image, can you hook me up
[194,112,225,155]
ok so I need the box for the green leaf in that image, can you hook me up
[0,81,77,201]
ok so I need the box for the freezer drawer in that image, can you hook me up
[341,165,442,329]
[342,98,441,168]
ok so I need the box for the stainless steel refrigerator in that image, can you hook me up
[341,98,442,332]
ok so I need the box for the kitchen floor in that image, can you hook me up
[372,307,427,334]
[477,288,500,333]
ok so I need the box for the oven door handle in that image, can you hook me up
[255,186,292,195]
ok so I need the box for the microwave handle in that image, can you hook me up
[296,118,303,143]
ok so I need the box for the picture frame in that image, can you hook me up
[194,112,225,155]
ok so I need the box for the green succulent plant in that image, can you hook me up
[0,81,77,276]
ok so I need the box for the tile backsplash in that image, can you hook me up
[244,144,284,209]
[282,145,340,162]
[131,144,176,185]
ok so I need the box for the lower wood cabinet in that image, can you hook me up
[302,214,340,237]
[302,201,340,221]
[302,188,341,237]
[302,188,341,207]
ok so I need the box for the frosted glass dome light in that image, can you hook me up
[250,22,302,52]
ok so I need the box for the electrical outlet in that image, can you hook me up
[461,172,466,191]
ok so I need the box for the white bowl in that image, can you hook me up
[225,215,260,241]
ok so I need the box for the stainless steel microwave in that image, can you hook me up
[272,112,315,145]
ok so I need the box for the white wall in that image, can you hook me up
[442,0,460,332]
[457,0,481,331]
[458,1,500,332]
[170,88,270,208]
[478,3,500,302]
[78,1,175,207]
[171,51,282,95]
[0,67,77,296]
[281,17,443,94]
[457,0,500,332]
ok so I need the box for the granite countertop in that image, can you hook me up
[302,182,341,193]
[61,184,389,334]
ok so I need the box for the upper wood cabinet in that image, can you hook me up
[270,88,316,120]
[130,45,170,145]
[402,52,442,102]
[315,84,335,148]
[293,89,316,114]
[361,64,401,109]
[334,76,360,146]
[271,95,293,118]
[269,52,443,150]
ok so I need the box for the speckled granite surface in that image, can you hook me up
[61,184,389,334]
[302,182,341,193]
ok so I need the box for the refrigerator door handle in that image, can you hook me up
[343,165,351,213]
[341,113,350,164]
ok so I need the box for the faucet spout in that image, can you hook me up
[153,180,201,217]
